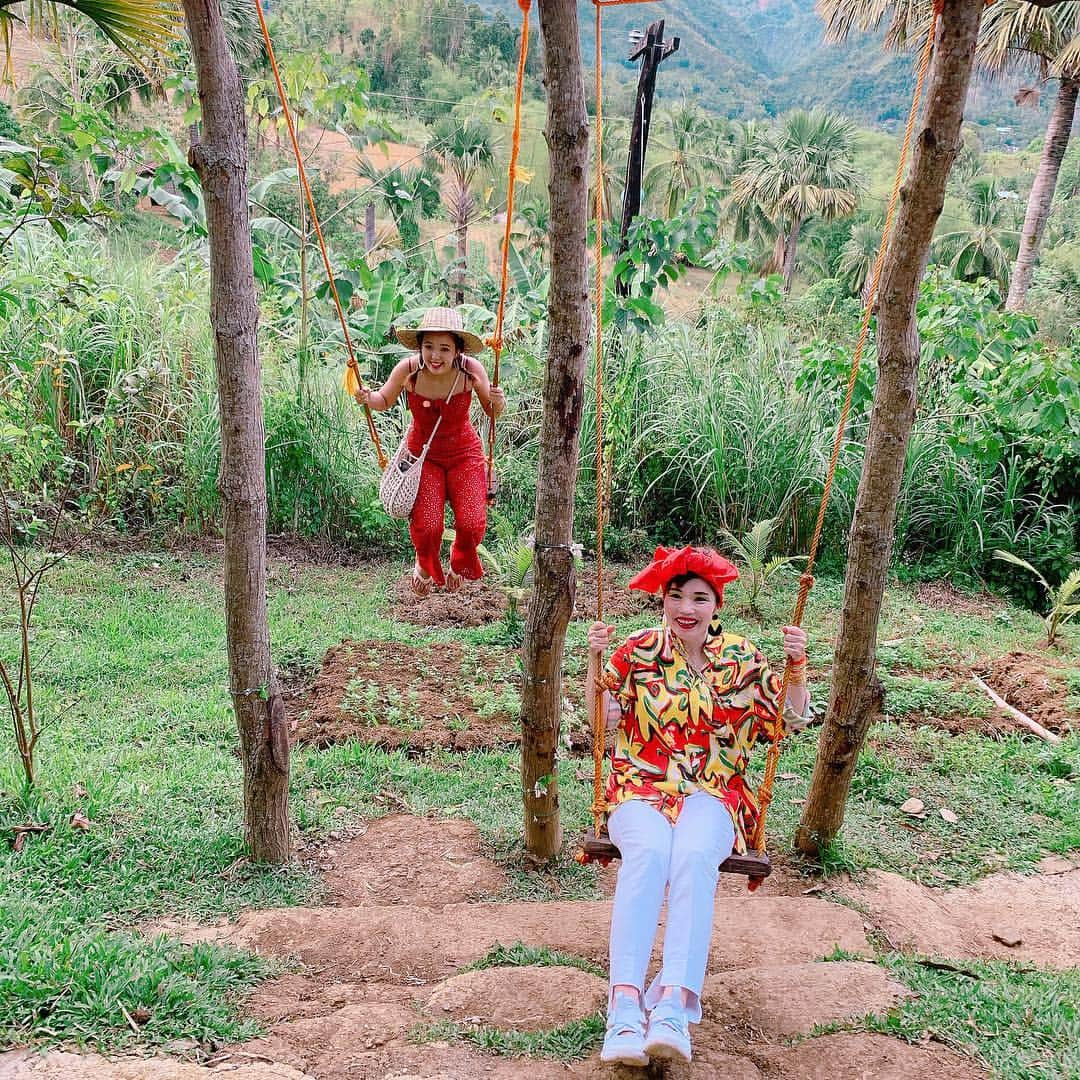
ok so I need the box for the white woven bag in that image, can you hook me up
[379,371,461,520]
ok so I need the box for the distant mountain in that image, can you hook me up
[477,0,1049,147]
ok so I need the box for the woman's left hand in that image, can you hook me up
[781,625,808,663]
[490,386,506,417]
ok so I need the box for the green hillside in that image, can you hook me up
[478,0,1049,146]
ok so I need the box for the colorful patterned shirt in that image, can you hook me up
[602,623,804,853]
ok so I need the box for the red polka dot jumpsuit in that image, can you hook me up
[405,361,487,586]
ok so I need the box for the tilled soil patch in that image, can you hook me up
[974,649,1076,736]
[288,639,519,751]
[306,815,507,907]
[390,566,654,628]
[885,651,1075,738]
[915,580,1001,618]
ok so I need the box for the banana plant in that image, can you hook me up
[722,516,806,614]
[992,550,1080,646]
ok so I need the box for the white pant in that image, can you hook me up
[607,791,736,1023]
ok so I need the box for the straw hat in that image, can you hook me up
[394,307,486,355]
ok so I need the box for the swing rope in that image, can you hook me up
[485,0,533,497]
[749,0,941,853]
[252,0,387,469]
[586,0,943,867]
[590,0,657,835]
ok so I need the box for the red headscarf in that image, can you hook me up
[627,546,740,605]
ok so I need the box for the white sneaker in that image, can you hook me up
[644,997,692,1064]
[600,992,649,1067]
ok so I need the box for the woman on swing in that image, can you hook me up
[586,545,810,1067]
[356,308,506,596]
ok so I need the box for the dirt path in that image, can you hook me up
[11,815,1034,1079]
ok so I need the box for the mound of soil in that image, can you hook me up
[390,566,654,628]
[976,650,1075,736]
[288,639,520,751]
[757,1032,986,1080]
[311,815,507,907]
[915,581,1001,618]
[424,965,606,1030]
[704,961,910,1037]
[392,574,509,628]
[885,650,1075,738]
[839,866,1080,967]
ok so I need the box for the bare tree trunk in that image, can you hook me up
[183,0,291,863]
[781,215,802,293]
[1005,76,1078,311]
[365,201,376,251]
[795,0,984,855]
[454,218,468,305]
[519,0,590,861]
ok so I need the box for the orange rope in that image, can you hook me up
[485,0,532,497]
[591,0,607,833]
[748,2,942,857]
[252,0,386,469]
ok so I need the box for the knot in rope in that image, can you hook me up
[798,572,816,594]
[517,0,531,10]
[486,335,503,353]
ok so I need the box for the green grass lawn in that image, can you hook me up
[1,550,1077,1073]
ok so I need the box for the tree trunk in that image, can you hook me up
[519,0,590,861]
[1005,76,1078,312]
[454,218,468,305]
[795,0,984,856]
[183,0,291,863]
[781,215,802,293]
[365,201,376,251]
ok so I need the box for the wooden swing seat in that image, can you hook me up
[582,827,772,878]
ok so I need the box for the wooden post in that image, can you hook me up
[183,0,291,863]
[616,19,680,295]
[795,0,985,856]
[520,0,591,862]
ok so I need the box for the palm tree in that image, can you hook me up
[839,216,884,300]
[0,0,179,60]
[719,120,777,265]
[431,116,495,303]
[732,109,864,292]
[932,176,1019,289]
[355,156,440,251]
[978,0,1080,310]
[642,103,712,218]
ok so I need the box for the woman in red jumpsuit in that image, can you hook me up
[356,308,506,596]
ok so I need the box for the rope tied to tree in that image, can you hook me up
[486,0,533,498]
[252,0,387,469]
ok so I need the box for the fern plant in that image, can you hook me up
[992,550,1080,646]
[722,516,805,613]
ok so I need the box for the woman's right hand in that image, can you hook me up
[354,387,373,407]
[587,621,616,653]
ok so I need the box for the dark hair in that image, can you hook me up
[416,330,465,354]
[663,573,718,603]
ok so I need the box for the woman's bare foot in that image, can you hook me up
[445,569,463,593]
[411,563,433,598]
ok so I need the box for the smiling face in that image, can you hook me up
[419,331,460,374]
[663,574,719,654]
